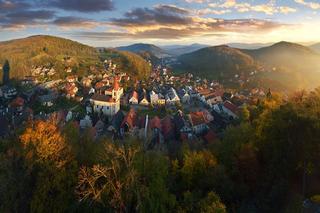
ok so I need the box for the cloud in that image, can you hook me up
[74,16,285,41]
[47,0,114,12]
[0,0,30,12]
[0,10,55,29]
[197,8,232,15]
[201,0,297,15]
[53,16,100,29]
[295,0,320,10]
[110,4,192,27]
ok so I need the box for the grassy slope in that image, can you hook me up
[0,35,100,79]
[0,35,151,81]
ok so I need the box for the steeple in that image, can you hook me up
[113,76,120,91]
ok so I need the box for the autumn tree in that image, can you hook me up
[19,120,77,212]
[77,142,140,212]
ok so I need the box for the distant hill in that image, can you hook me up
[162,43,209,56]
[227,42,273,50]
[0,35,151,81]
[117,43,169,58]
[310,43,320,53]
[244,41,320,73]
[174,41,320,90]
[243,41,320,90]
[176,45,257,78]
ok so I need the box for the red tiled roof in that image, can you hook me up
[91,94,114,102]
[189,111,209,126]
[223,101,238,114]
[131,91,139,100]
[95,82,105,89]
[121,108,138,129]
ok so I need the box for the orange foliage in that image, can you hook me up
[20,120,71,168]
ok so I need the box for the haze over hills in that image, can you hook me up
[0,35,151,81]
[310,43,320,53]
[226,42,274,50]
[173,41,320,90]
[162,43,210,56]
[117,43,169,58]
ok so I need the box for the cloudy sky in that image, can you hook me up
[0,0,319,46]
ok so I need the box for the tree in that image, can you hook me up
[20,120,72,168]
[2,59,10,84]
[19,120,77,212]
[239,105,250,122]
[76,142,140,212]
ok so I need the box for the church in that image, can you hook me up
[90,76,123,117]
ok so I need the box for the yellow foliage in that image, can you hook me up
[20,120,71,168]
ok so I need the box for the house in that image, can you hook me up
[66,75,78,83]
[179,89,190,104]
[129,91,139,105]
[222,101,238,119]
[82,77,92,87]
[120,108,138,135]
[188,111,210,135]
[206,95,223,107]
[139,90,149,106]
[65,83,78,99]
[47,68,56,76]
[149,90,158,105]
[165,87,180,105]
[157,93,166,106]
[0,85,17,99]
[90,77,122,117]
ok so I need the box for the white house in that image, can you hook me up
[129,91,139,105]
[149,90,159,105]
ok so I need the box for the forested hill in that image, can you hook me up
[0,35,151,80]
[176,45,258,78]
[174,41,320,91]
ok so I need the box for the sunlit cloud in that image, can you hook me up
[295,0,320,10]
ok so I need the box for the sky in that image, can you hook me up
[0,0,320,47]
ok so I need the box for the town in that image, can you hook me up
[0,58,271,148]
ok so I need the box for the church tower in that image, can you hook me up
[112,76,123,100]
